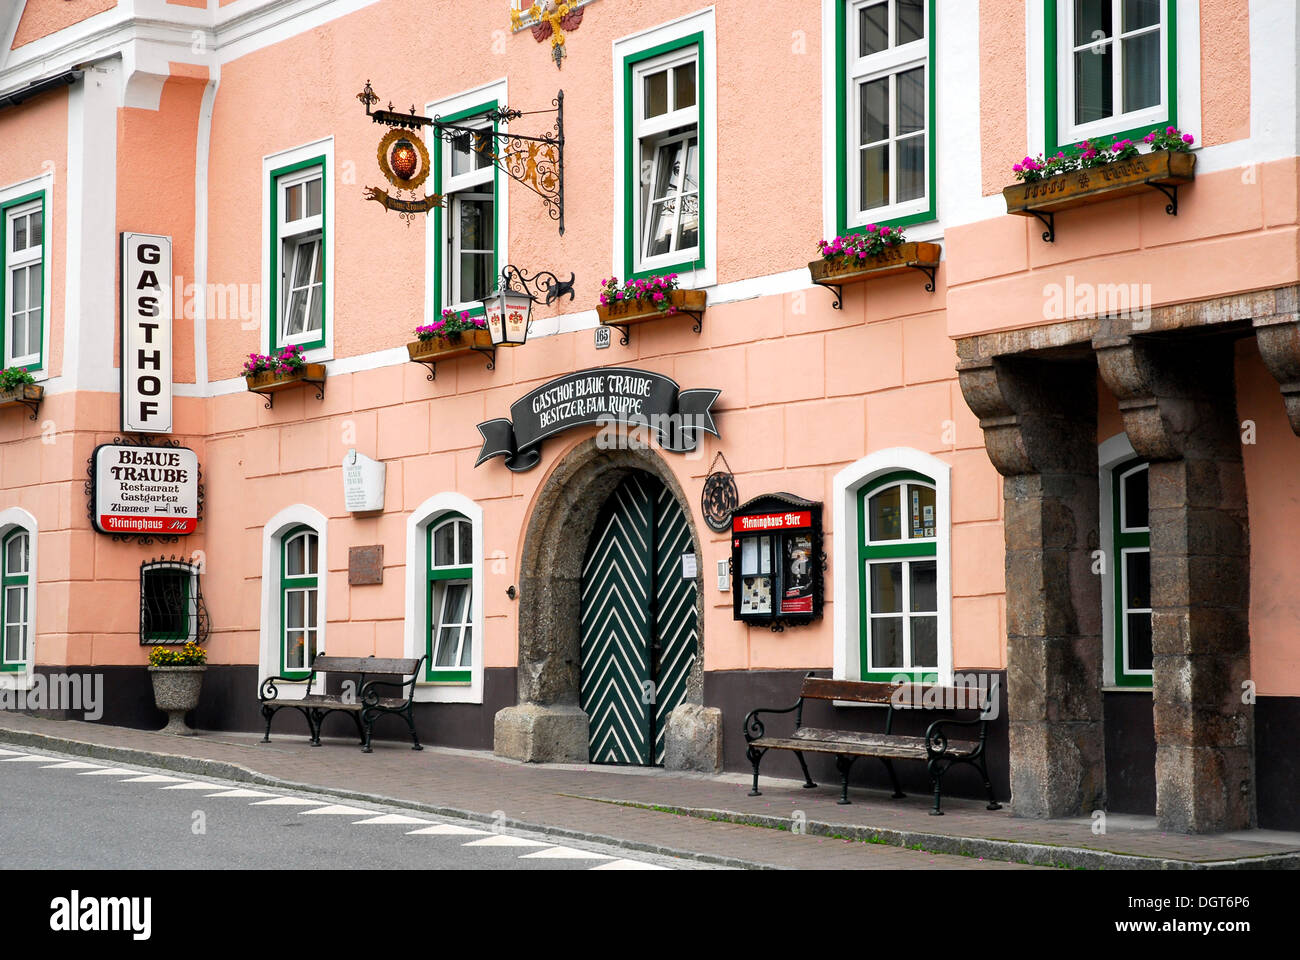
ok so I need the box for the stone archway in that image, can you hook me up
[493,437,719,769]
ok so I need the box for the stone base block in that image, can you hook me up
[493,703,589,763]
[663,703,723,774]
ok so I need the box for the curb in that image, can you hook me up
[585,799,1300,871]
[0,728,773,871]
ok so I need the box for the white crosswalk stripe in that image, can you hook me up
[462,834,551,848]
[299,804,372,816]
[406,824,491,836]
[78,768,141,776]
[41,761,104,769]
[1,755,53,762]
[160,782,222,790]
[352,814,433,825]
[249,796,326,805]
[590,858,670,870]
[518,845,615,860]
[119,774,187,783]
[206,789,277,798]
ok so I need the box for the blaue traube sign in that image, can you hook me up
[475,367,720,472]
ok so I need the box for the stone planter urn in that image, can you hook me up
[148,665,206,735]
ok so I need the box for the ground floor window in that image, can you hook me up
[2,528,30,670]
[1111,458,1152,686]
[281,526,320,677]
[428,513,473,682]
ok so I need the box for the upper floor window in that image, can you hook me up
[1049,0,1172,151]
[444,122,496,311]
[632,49,700,273]
[835,0,934,231]
[858,471,939,681]
[2,529,31,671]
[271,160,326,352]
[2,194,45,372]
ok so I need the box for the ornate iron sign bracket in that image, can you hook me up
[500,263,575,305]
[358,82,566,235]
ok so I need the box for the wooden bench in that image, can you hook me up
[742,673,1001,815]
[258,655,426,753]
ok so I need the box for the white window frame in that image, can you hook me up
[612,9,717,289]
[846,0,931,226]
[0,176,52,380]
[425,79,510,329]
[0,507,37,690]
[259,505,329,699]
[1099,433,1155,689]
[4,199,43,369]
[631,46,702,274]
[276,166,325,349]
[833,448,953,694]
[405,493,484,704]
[261,138,334,363]
[444,120,496,314]
[1057,0,1167,145]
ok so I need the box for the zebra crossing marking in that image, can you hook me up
[518,845,615,860]
[299,804,372,816]
[352,814,433,825]
[406,824,491,836]
[41,761,104,769]
[206,788,277,798]
[119,774,187,783]
[462,834,551,847]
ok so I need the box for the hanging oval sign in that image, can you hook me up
[702,469,739,533]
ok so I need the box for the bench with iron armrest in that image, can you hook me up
[742,673,1001,815]
[258,655,427,753]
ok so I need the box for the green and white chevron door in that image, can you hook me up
[580,472,699,765]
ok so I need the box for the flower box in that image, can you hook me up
[0,383,43,420]
[597,289,707,330]
[1003,150,1196,237]
[406,329,495,363]
[244,363,327,408]
[808,241,941,307]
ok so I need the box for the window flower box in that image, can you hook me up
[0,383,43,421]
[808,240,941,309]
[406,329,497,380]
[596,276,706,345]
[1004,146,1196,242]
[244,363,326,408]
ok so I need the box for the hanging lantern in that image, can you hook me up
[390,139,419,180]
[482,286,533,347]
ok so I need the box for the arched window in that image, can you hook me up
[280,526,320,677]
[428,514,474,678]
[859,471,939,680]
[2,528,30,671]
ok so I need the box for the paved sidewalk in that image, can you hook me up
[2,713,1296,869]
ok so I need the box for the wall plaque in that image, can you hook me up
[348,545,384,585]
[343,449,386,512]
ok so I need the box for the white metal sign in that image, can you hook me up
[93,444,199,536]
[120,232,173,433]
[343,449,386,512]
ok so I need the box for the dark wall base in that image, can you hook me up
[703,668,1011,803]
[1103,690,1156,815]
[1257,696,1300,831]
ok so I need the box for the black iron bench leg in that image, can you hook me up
[834,755,858,804]
[306,708,323,746]
[361,711,374,753]
[880,758,905,798]
[927,758,947,815]
[404,709,423,751]
[746,746,765,797]
[793,750,817,789]
[349,712,366,745]
[260,705,275,743]
[975,754,1002,810]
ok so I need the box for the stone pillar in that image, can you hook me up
[1095,332,1254,833]
[958,354,1105,818]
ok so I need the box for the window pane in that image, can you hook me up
[13,215,26,250]
[286,591,304,630]
[896,0,924,45]
[12,267,26,313]
[460,626,473,667]
[1123,0,1160,31]
[910,560,937,612]
[306,286,322,336]
[286,535,305,577]
[28,264,41,318]
[859,2,888,56]
[860,77,889,144]
[306,588,318,629]
[451,140,473,178]
[440,582,469,626]
[897,135,925,203]
[1127,612,1153,671]
[435,626,460,667]
[6,533,26,573]
[673,63,696,110]
[1122,30,1160,113]
[286,631,304,669]
[1075,0,1113,42]
[433,522,456,567]
[1122,466,1148,529]
[859,144,889,211]
[305,177,322,218]
[6,585,25,625]
[285,183,302,222]
[4,624,22,662]
[897,67,925,135]
[292,240,315,288]
[1124,550,1151,611]
[869,562,903,613]
[457,520,472,566]
[645,201,675,259]
[305,533,318,575]
[305,628,318,667]
[1075,44,1114,124]
[651,140,684,199]
[907,483,936,539]
[912,615,938,668]
[475,132,493,169]
[869,485,901,541]
[644,70,668,118]
[458,197,493,251]
[29,210,42,247]
[459,253,492,304]
[871,616,904,669]
[759,536,772,575]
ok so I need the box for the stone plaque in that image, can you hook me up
[348,545,384,585]
[343,449,386,512]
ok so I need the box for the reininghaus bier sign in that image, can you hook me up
[91,444,199,536]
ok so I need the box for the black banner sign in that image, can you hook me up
[475,367,721,472]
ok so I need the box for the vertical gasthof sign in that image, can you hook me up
[120,233,173,433]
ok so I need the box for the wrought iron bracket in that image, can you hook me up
[604,307,704,346]
[1150,181,1181,216]
[3,391,41,420]
[821,282,846,310]
[247,373,326,409]
[409,344,496,382]
[1030,209,1056,243]
[911,262,937,293]
[501,263,576,305]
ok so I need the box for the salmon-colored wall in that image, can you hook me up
[0,85,67,382]
[980,0,1028,197]
[11,0,117,49]
[115,66,208,385]
[1201,0,1251,147]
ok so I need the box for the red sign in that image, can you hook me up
[733,511,811,533]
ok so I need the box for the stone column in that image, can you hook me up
[958,354,1105,818]
[1095,332,1254,833]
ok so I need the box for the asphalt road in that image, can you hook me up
[0,746,691,870]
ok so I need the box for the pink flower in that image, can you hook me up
[1182,133,1194,144]
[1166,126,1176,135]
